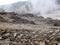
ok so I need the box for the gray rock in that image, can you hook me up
[0,36,2,40]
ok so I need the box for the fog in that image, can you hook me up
[29,0,58,14]
[0,0,59,15]
[28,0,60,19]
[0,0,60,19]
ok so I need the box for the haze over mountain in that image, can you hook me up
[29,0,60,19]
[0,1,32,14]
[0,0,60,19]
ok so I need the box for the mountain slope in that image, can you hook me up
[0,12,35,24]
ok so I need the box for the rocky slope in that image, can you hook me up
[0,12,60,45]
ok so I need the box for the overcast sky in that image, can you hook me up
[0,0,27,5]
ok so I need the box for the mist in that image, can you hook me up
[0,0,59,15]
[0,0,60,19]
[29,0,60,18]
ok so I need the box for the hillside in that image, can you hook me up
[0,12,60,45]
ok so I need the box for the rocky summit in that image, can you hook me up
[0,12,60,45]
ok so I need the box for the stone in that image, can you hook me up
[4,33,10,36]
[13,33,17,37]
[39,41,45,45]
[0,36,2,40]
[58,43,60,45]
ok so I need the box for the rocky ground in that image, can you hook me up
[0,12,60,45]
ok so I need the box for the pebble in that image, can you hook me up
[0,29,59,45]
[0,36,2,40]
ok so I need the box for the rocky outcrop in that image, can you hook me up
[0,12,35,24]
[47,19,60,26]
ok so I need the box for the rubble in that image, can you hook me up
[0,12,60,45]
[0,29,59,45]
